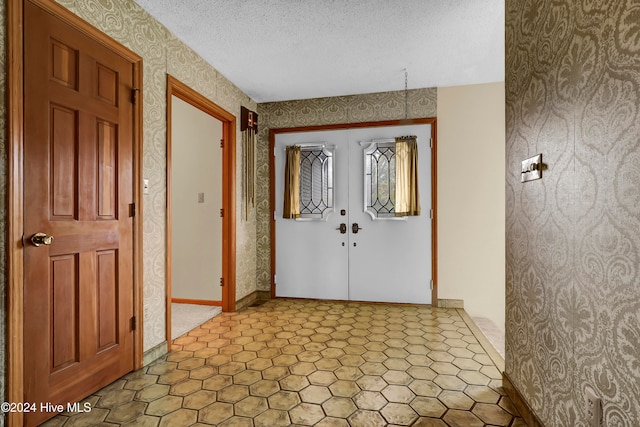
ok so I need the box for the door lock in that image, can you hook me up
[352,223,363,234]
[336,223,347,234]
[31,232,54,247]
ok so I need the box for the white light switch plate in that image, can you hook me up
[521,154,542,183]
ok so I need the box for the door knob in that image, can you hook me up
[336,223,347,234]
[352,223,363,234]
[31,232,54,247]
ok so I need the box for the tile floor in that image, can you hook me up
[42,299,526,426]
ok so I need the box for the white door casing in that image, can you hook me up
[274,124,432,304]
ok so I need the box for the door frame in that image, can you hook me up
[166,75,236,343]
[7,0,144,425]
[269,118,438,305]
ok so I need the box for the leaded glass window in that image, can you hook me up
[298,146,334,219]
[364,141,397,219]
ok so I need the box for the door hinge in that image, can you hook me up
[273,211,276,221]
[273,274,277,284]
[274,147,277,157]
[430,280,434,290]
[131,88,139,104]
[429,138,433,149]
[131,316,137,331]
[220,208,224,217]
[220,139,224,148]
[429,209,433,219]
[130,203,136,217]
[220,277,224,287]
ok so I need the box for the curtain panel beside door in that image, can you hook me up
[395,136,420,217]
[283,145,301,218]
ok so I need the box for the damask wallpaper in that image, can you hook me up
[255,89,438,290]
[506,1,640,425]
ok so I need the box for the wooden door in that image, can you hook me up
[23,1,136,425]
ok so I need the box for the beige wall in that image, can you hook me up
[437,83,506,330]
[171,96,223,301]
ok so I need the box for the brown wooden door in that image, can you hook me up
[23,1,136,425]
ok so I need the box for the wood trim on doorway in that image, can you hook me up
[269,118,438,305]
[7,1,144,425]
[166,75,237,344]
[171,298,223,307]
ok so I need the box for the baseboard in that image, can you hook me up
[437,298,464,308]
[143,341,168,366]
[456,309,504,372]
[502,371,546,427]
[171,298,222,306]
[236,290,271,311]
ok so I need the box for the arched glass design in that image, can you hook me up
[298,146,334,219]
[364,141,396,219]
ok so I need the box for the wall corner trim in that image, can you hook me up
[437,298,464,308]
[502,371,546,427]
[143,341,169,366]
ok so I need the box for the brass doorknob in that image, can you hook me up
[31,232,54,247]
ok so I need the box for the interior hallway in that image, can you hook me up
[42,299,525,426]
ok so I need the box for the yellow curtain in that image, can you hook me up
[283,145,301,219]
[395,136,420,216]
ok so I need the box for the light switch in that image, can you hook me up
[143,179,149,194]
[198,192,205,203]
[521,154,542,183]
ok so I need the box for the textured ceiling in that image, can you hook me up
[134,0,504,103]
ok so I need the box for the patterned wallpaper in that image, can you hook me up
[256,89,437,290]
[506,1,640,425]
[0,0,258,361]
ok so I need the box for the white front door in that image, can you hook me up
[274,124,432,304]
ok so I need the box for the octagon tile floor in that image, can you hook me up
[42,299,526,426]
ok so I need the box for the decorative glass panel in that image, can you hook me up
[364,141,396,219]
[298,146,334,219]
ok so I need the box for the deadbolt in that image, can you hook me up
[336,223,347,234]
[31,232,54,247]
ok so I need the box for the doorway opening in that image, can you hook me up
[166,76,236,343]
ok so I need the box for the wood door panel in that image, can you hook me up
[96,63,119,106]
[24,1,136,425]
[51,38,79,89]
[50,104,79,220]
[97,119,118,219]
[97,249,118,351]
[51,254,80,372]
